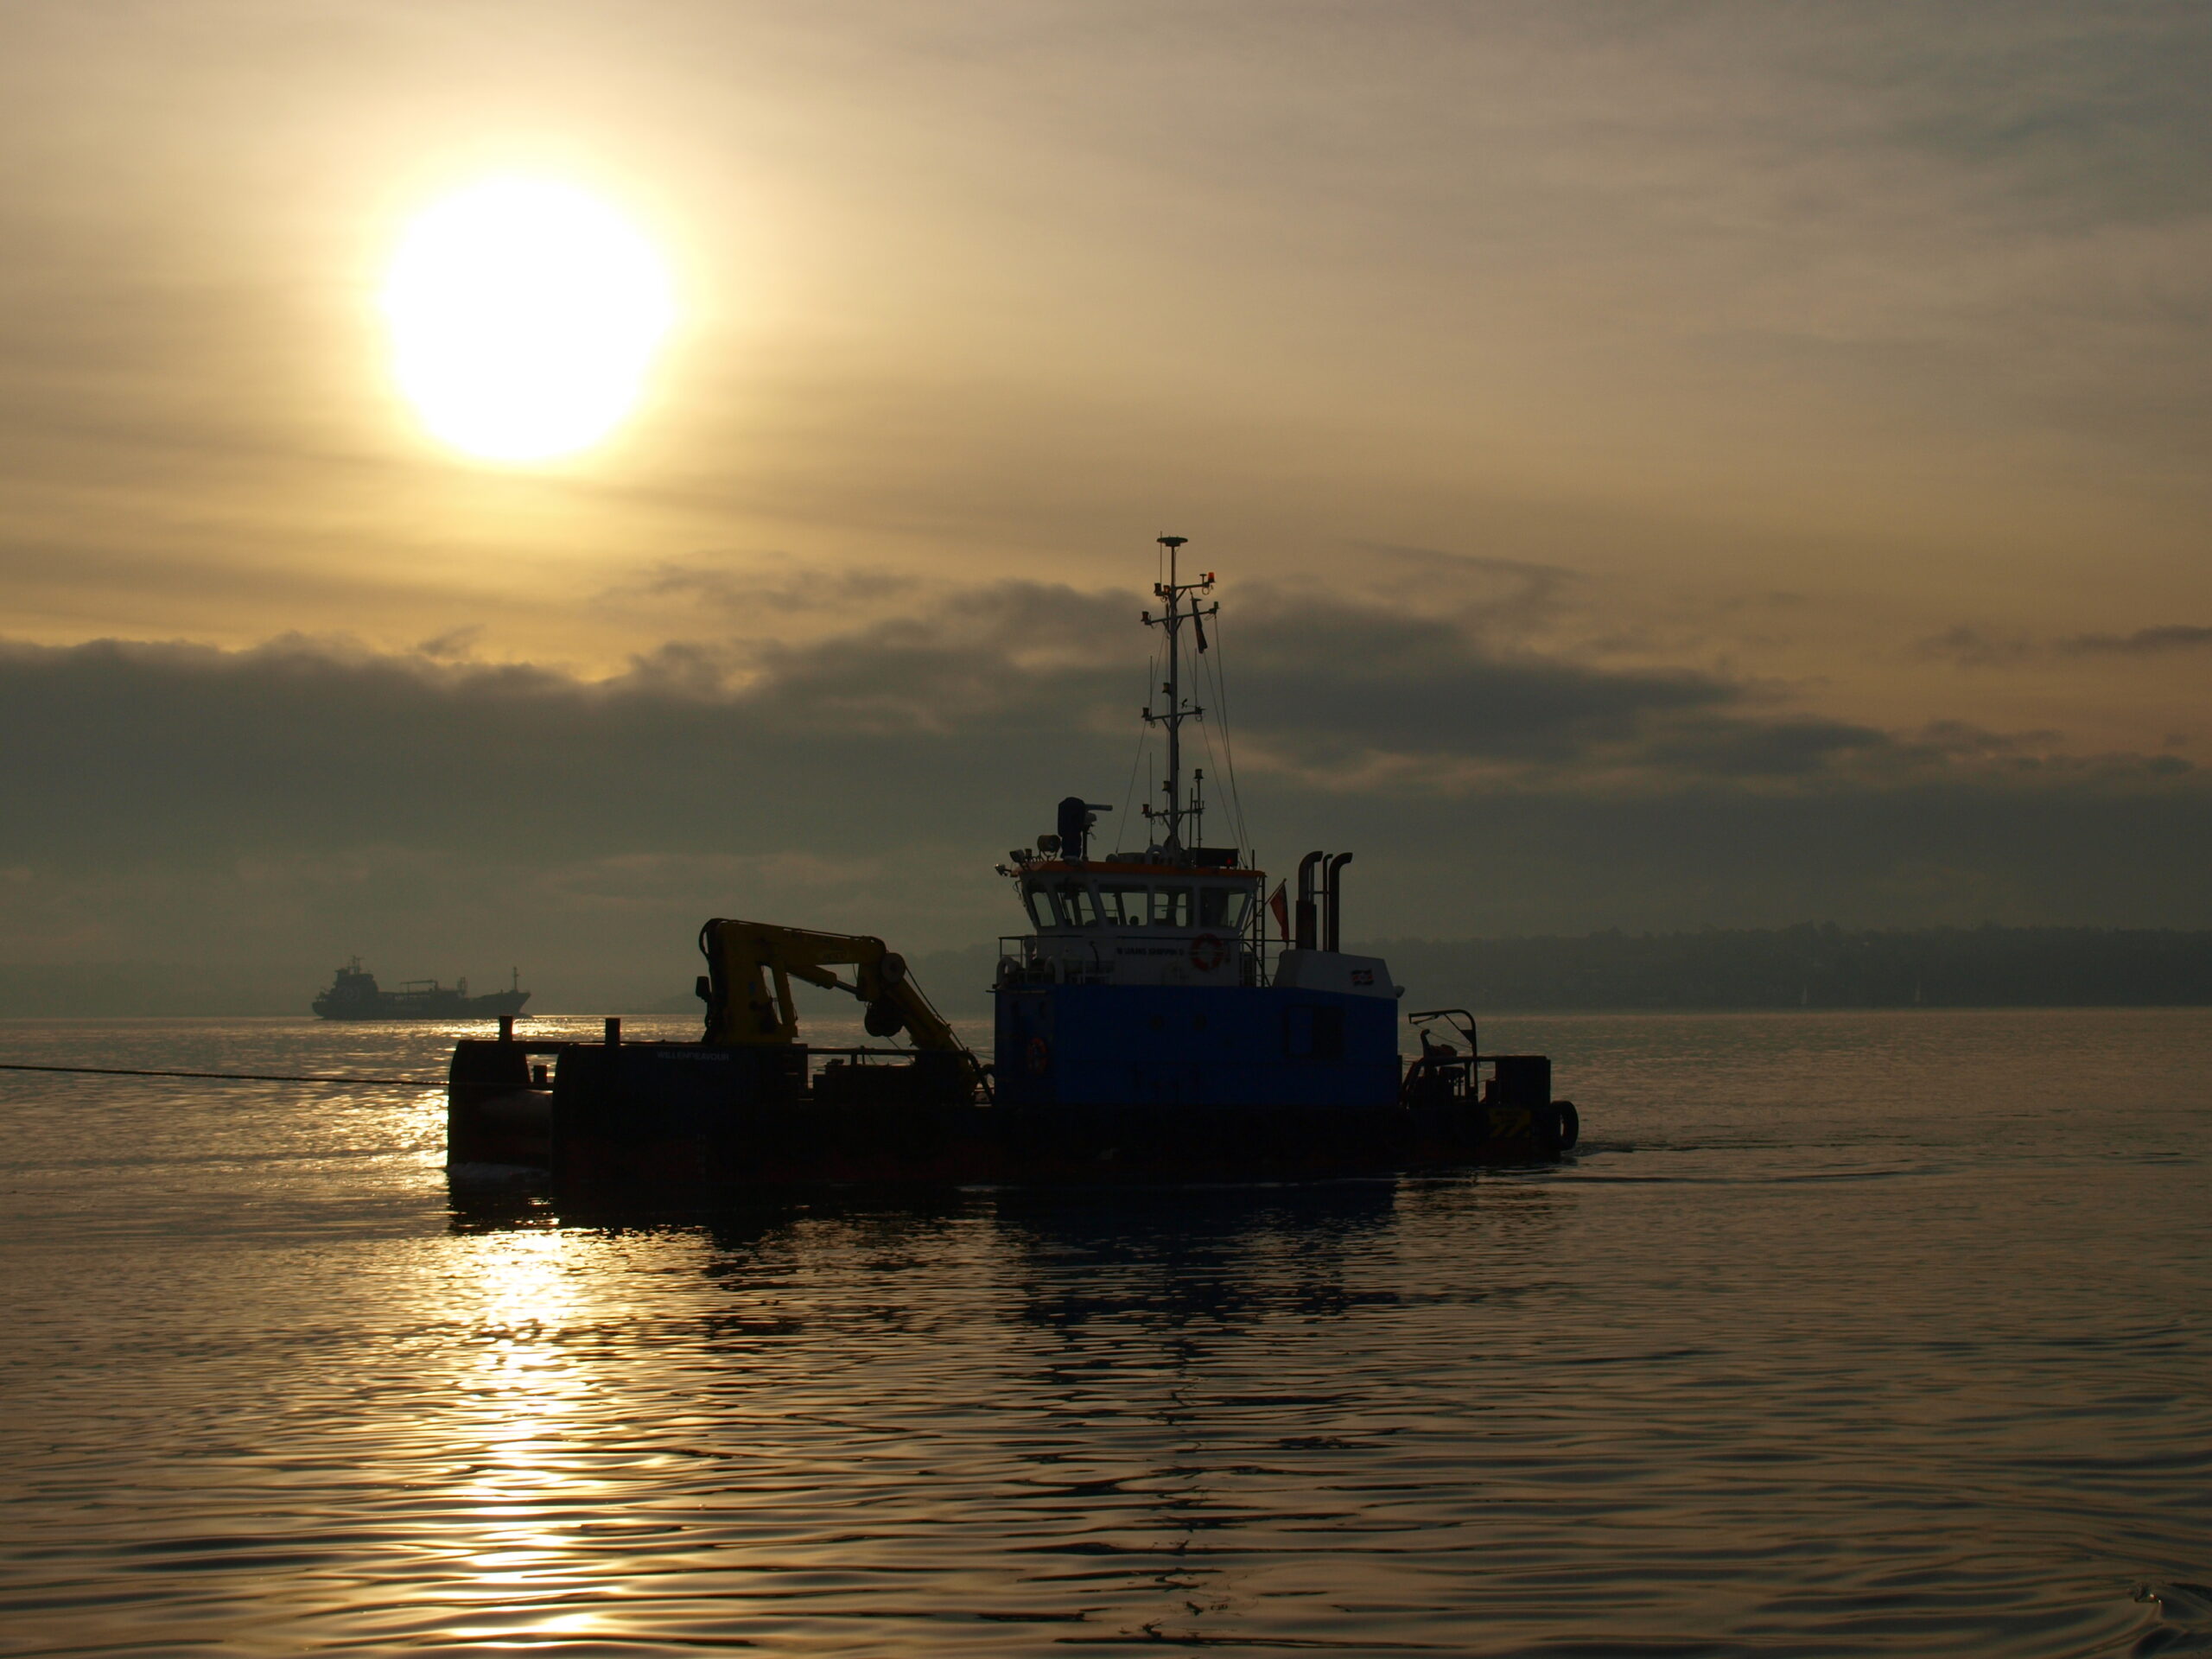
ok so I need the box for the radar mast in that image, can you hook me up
[1142,535,1217,860]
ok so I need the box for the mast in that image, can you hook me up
[1142,535,1217,859]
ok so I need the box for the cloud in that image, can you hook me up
[1914,626,2038,668]
[2058,624,2212,656]
[1201,594,1739,780]
[613,561,929,619]
[1,578,2207,1009]
[414,624,483,660]
[0,584,2188,890]
[601,579,1913,787]
[1921,620,2212,664]
[1345,543,1580,636]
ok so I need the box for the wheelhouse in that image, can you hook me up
[1018,862,1260,936]
[1002,856,1265,989]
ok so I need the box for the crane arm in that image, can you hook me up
[696,919,983,1090]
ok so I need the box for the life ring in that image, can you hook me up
[1025,1035,1051,1076]
[1188,932,1228,973]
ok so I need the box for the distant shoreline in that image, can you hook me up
[1372,924,2212,1014]
[3,924,2208,1019]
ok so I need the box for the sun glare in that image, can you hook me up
[383,178,674,463]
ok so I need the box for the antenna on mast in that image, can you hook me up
[1142,535,1218,861]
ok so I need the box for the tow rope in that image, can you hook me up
[0,1062,437,1087]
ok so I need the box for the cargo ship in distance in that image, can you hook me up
[314,959,530,1021]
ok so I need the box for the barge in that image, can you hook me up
[447,538,1579,1188]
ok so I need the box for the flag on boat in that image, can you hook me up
[1268,880,1289,941]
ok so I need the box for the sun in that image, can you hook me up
[382,177,674,463]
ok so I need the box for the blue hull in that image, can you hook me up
[994,983,1402,1109]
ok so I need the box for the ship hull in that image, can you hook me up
[993,982,1402,1110]
[445,1036,1567,1192]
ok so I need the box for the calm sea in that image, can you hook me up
[1,1009,2206,1657]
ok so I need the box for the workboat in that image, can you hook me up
[316,959,531,1020]
[447,538,1579,1187]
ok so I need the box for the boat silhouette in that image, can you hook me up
[314,958,530,1021]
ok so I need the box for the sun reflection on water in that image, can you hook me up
[435,1228,616,1639]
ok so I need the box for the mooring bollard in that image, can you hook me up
[498,1015,514,1043]
[605,1016,621,1047]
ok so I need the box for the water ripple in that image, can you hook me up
[0,1011,2207,1655]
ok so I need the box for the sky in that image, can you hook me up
[3,0,2210,1008]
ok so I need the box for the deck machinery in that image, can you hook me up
[446,539,1579,1188]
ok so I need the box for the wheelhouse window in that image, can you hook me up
[1053,880,1099,926]
[1020,881,1053,930]
[1198,885,1252,930]
[1030,876,1250,931]
[1099,884,1147,926]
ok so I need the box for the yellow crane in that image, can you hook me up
[696,918,986,1095]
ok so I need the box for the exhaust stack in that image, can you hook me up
[1295,851,1324,950]
[1325,852,1352,953]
